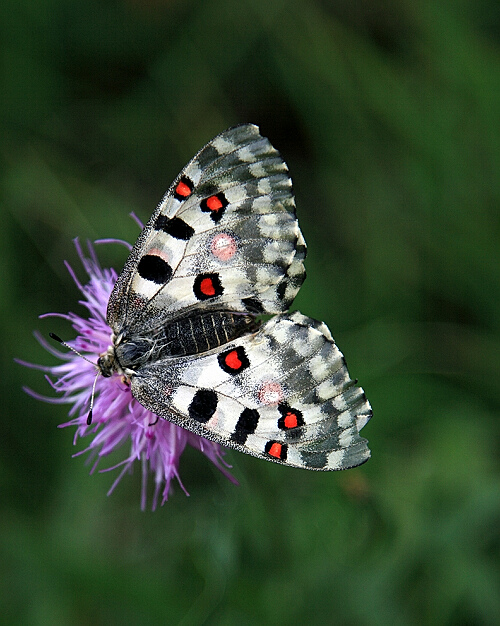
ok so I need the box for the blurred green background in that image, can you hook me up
[2,0,499,624]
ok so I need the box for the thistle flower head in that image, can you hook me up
[20,238,237,510]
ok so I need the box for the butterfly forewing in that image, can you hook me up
[106,124,306,336]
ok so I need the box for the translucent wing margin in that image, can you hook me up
[130,312,371,470]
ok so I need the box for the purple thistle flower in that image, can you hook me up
[19,237,237,510]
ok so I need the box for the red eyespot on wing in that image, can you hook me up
[200,277,215,296]
[174,176,194,200]
[206,195,223,211]
[200,192,228,222]
[218,346,250,375]
[193,273,223,300]
[268,442,282,458]
[225,349,242,370]
[265,441,288,461]
[277,403,305,432]
[176,181,191,197]
[284,412,298,429]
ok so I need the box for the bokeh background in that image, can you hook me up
[2,0,500,624]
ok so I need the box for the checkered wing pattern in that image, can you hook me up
[131,312,371,470]
[107,124,306,337]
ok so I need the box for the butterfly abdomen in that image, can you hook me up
[159,311,257,357]
[117,311,257,370]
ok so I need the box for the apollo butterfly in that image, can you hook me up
[97,124,372,470]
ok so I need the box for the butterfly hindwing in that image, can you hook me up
[130,312,371,470]
[107,124,306,337]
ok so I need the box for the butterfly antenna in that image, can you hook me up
[87,370,100,425]
[49,332,99,426]
[49,333,98,368]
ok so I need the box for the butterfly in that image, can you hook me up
[97,124,372,470]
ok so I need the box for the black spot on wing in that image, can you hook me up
[188,389,218,423]
[154,215,194,240]
[137,255,172,284]
[242,297,264,314]
[231,408,260,445]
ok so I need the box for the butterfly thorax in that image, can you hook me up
[100,311,258,377]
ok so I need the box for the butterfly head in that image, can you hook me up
[97,333,122,378]
[97,347,116,378]
[97,334,137,380]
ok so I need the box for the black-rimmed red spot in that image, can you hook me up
[265,441,288,461]
[217,345,250,375]
[137,255,172,284]
[200,192,228,223]
[174,176,194,200]
[188,389,218,423]
[231,408,260,445]
[154,215,194,241]
[277,403,305,432]
[193,273,223,300]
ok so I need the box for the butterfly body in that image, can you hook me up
[99,124,372,470]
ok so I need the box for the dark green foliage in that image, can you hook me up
[2,0,499,623]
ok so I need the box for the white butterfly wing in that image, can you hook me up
[107,124,306,337]
[130,312,371,470]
